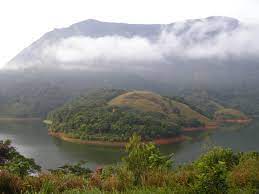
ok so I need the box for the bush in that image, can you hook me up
[101,165,134,191]
[195,147,239,171]
[140,169,172,187]
[123,134,173,183]
[227,158,259,190]
[49,162,92,177]
[0,170,23,194]
[0,140,41,177]
[172,165,197,187]
[193,147,239,193]
[23,173,87,193]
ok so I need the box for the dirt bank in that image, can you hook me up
[49,131,188,147]
[219,119,252,124]
[182,124,218,132]
[0,117,41,122]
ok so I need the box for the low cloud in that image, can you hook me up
[43,22,259,72]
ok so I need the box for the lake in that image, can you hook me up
[0,120,259,170]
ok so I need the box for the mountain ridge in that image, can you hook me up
[6,16,240,70]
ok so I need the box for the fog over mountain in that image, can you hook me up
[0,16,259,117]
[4,16,259,87]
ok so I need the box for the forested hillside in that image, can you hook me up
[46,89,247,143]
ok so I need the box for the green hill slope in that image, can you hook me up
[109,90,210,125]
[180,89,248,121]
[46,89,248,143]
[46,89,211,142]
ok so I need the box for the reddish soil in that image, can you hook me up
[48,118,251,147]
[49,131,188,147]
[182,124,218,132]
[153,136,188,144]
[220,119,252,124]
[0,117,41,122]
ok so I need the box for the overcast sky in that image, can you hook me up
[0,0,258,68]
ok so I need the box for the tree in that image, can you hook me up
[0,140,41,177]
[193,147,239,193]
[123,134,173,183]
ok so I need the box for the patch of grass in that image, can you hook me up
[214,108,247,120]
[109,90,211,125]
[109,91,172,114]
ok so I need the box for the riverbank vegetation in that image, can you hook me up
[1,135,259,193]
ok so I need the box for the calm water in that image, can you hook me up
[0,120,259,169]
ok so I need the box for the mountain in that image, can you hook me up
[0,16,259,118]
[7,16,239,69]
[3,17,235,66]
[6,16,259,85]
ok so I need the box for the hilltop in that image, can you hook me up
[180,90,250,121]
[46,89,248,144]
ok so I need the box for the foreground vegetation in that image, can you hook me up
[1,135,259,194]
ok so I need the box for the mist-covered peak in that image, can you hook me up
[6,15,258,81]
[204,16,240,28]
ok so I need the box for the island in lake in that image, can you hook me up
[45,89,249,146]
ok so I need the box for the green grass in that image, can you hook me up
[109,90,211,125]
[108,91,172,114]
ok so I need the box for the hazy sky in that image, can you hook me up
[0,0,258,68]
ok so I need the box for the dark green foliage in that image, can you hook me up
[0,83,74,118]
[0,140,41,177]
[47,89,182,141]
[123,134,173,182]
[176,118,205,128]
[169,95,211,119]
[50,161,92,177]
[193,147,239,193]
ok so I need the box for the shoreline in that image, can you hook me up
[219,119,252,124]
[0,117,41,122]
[48,118,252,146]
[182,124,218,132]
[48,131,188,147]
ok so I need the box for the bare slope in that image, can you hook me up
[109,90,210,124]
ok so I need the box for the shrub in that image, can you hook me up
[227,158,259,190]
[0,140,41,177]
[195,147,239,171]
[193,147,239,193]
[172,165,197,187]
[101,165,134,191]
[123,134,173,183]
[140,169,172,187]
[23,173,87,193]
[50,161,92,177]
[0,170,23,194]
[238,151,259,162]
[88,172,102,189]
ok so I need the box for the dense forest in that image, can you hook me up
[1,136,259,193]
[46,89,247,142]
[46,89,208,142]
